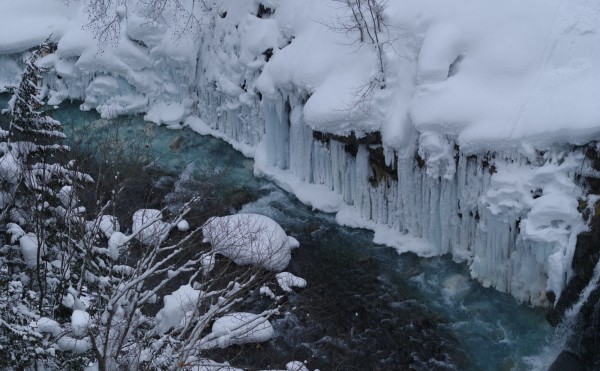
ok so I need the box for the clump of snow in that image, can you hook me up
[154,284,200,334]
[286,361,310,371]
[259,285,276,300]
[33,317,61,337]
[89,215,121,239]
[132,209,170,246]
[276,272,307,293]
[187,359,243,371]
[57,336,92,354]
[200,253,215,275]
[202,214,298,272]
[20,233,42,268]
[0,147,21,185]
[144,101,187,126]
[58,185,78,208]
[71,309,90,337]
[177,219,190,232]
[108,232,128,260]
[200,312,274,349]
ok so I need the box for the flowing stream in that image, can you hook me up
[1,96,555,370]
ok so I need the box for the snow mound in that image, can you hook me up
[202,214,298,271]
[20,233,42,268]
[276,272,307,292]
[71,309,90,338]
[286,361,310,371]
[33,317,61,337]
[94,215,121,239]
[132,209,170,246]
[155,284,200,334]
[201,312,274,349]
[177,220,190,232]
[108,232,128,260]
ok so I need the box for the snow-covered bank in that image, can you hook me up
[0,0,597,307]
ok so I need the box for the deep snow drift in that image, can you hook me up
[0,0,596,306]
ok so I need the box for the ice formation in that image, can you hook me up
[0,0,596,306]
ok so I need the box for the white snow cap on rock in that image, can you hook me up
[200,312,274,349]
[33,317,61,337]
[20,233,42,268]
[71,309,90,338]
[177,219,190,232]
[276,272,307,292]
[286,361,310,371]
[94,215,120,239]
[202,214,299,271]
[132,209,170,246]
[108,231,128,260]
[154,284,200,334]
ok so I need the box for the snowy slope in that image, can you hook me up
[0,0,596,306]
[3,0,600,151]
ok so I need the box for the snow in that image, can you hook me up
[144,101,187,126]
[200,253,216,275]
[154,284,200,334]
[4,0,600,150]
[201,312,274,349]
[20,233,42,268]
[177,220,190,232]
[71,310,90,338]
[57,336,92,354]
[202,214,298,272]
[108,232,128,260]
[187,359,243,371]
[276,272,307,293]
[95,215,120,239]
[34,317,61,337]
[132,209,170,246]
[286,361,310,371]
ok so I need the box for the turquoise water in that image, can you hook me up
[0,95,553,370]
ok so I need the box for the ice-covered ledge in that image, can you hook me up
[191,87,591,308]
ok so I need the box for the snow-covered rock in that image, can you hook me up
[276,272,307,293]
[95,215,120,239]
[177,219,190,232]
[108,232,128,260]
[154,284,200,334]
[200,312,274,349]
[202,214,299,272]
[286,361,310,371]
[57,336,92,354]
[20,233,42,268]
[132,209,170,246]
[71,309,90,338]
[33,317,61,337]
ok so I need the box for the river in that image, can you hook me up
[1,95,554,370]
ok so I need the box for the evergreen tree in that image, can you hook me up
[0,39,92,368]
